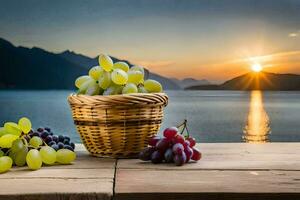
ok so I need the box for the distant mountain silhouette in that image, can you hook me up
[186,71,300,91]
[171,78,210,89]
[0,38,180,90]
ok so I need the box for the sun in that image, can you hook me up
[251,63,262,72]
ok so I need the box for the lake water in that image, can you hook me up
[0,90,300,143]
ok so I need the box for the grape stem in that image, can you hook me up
[176,119,190,138]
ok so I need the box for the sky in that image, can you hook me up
[0,0,300,82]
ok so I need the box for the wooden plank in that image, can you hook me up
[0,179,112,200]
[0,144,116,200]
[118,143,300,170]
[115,169,300,200]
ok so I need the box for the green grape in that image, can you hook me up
[0,156,13,173]
[144,79,163,93]
[56,149,76,164]
[103,85,123,95]
[129,66,145,75]
[138,86,148,93]
[0,134,19,148]
[85,81,101,95]
[89,66,103,80]
[0,127,8,137]
[78,79,94,94]
[14,146,28,167]
[18,117,32,134]
[98,71,112,89]
[98,54,113,72]
[113,62,129,72]
[11,139,24,153]
[40,146,56,165]
[4,122,22,136]
[26,149,42,170]
[122,83,138,94]
[29,136,43,148]
[111,69,128,85]
[9,150,16,164]
[127,70,144,85]
[75,75,92,89]
[0,149,4,157]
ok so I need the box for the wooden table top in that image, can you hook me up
[0,143,300,200]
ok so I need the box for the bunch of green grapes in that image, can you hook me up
[0,117,76,174]
[75,54,163,95]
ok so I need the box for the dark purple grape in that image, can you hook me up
[37,127,44,132]
[184,146,193,163]
[172,143,184,155]
[45,135,53,143]
[139,147,156,161]
[52,135,59,143]
[51,144,59,151]
[148,136,161,147]
[45,127,51,132]
[64,136,70,142]
[156,138,170,152]
[57,142,64,149]
[58,135,65,142]
[151,151,163,164]
[64,145,74,151]
[164,148,174,163]
[48,141,56,146]
[41,131,49,139]
[32,132,40,137]
[70,142,75,150]
[63,139,70,145]
[23,135,31,142]
[174,152,187,166]
[48,132,54,136]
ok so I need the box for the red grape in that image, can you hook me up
[191,147,202,161]
[151,150,163,164]
[174,152,186,166]
[139,147,155,161]
[164,148,174,163]
[172,143,184,155]
[174,134,185,144]
[149,136,161,146]
[187,137,196,147]
[183,140,190,149]
[184,146,193,163]
[163,127,178,139]
[156,138,170,152]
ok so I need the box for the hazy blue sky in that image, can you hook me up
[1,0,300,81]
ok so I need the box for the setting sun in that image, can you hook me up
[251,63,262,72]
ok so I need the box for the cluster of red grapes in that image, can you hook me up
[139,121,201,166]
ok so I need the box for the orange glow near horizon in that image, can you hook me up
[133,50,300,81]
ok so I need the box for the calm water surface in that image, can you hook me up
[0,90,300,143]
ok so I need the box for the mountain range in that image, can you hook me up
[186,71,300,91]
[171,78,210,89]
[0,38,180,90]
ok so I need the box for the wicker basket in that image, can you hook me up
[68,93,168,158]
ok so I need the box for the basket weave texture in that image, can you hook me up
[68,93,168,158]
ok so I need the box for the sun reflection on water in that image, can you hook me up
[243,90,271,143]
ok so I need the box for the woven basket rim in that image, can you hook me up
[69,92,167,99]
[68,92,168,107]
